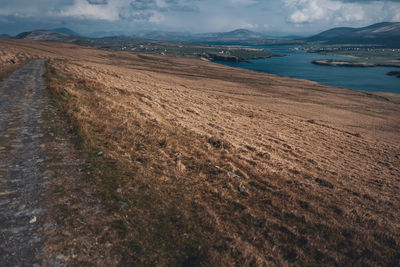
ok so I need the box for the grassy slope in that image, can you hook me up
[0,50,33,82]
[44,63,400,265]
[1,39,400,265]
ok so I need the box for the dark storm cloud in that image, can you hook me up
[87,0,108,4]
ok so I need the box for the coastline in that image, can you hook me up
[214,45,399,94]
[312,59,400,68]
[204,52,284,63]
[215,59,400,99]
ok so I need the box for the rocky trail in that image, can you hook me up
[0,60,49,266]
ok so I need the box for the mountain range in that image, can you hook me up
[308,22,400,47]
[10,28,277,44]
[6,22,400,47]
[51,27,80,36]
[135,29,273,43]
[15,30,80,42]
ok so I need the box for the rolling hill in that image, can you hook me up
[12,29,276,62]
[51,27,80,36]
[193,29,272,42]
[15,30,80,42]
[308,22,400,47]
[134,31,193,42]
[135,29,272,42]
[1,37,399,266]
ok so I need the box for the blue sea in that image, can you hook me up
[216,45,400,94]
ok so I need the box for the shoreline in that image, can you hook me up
[205,52,284,63]
[213,60,400,97]
[312,59,400,68]
[213,58,399,95]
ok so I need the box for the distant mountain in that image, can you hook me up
[15,30,80,42]
[0,34,10,38]
[134,29,273,43]
[196,29,272,42]
[308,22,400,47]
[14,28,275,44]
[51,27,80,36]
[89,31,128,38]
[13,29,147,46]
[135,31,193,42]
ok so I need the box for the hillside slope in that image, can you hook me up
[0,38,399,265]
[51,27,80,36]
[135,29,271,42]
[308,22,400,47]
[15,30,79,42]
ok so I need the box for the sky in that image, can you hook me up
[0,0,399,36]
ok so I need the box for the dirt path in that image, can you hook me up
[0,60,48,266]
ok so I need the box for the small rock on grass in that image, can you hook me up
[29,216,37,224]
[228,171,240,178]
[238,186,250,192]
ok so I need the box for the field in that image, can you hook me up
[0,48,32,82]
[1,38,400,265]
[74,37,279,62]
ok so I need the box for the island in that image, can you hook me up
[387,70,400,78]
[312,59,377,67]
[306,46,400,68]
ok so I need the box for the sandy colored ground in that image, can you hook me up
[1,38,399,265]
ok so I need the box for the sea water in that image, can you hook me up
[216,45,400,94]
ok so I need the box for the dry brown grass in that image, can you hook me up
[0,52,31,83]
[1,38,400,265]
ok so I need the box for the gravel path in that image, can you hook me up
[0,60,48,266]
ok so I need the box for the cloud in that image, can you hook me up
[0,0,71,17]
[333,0,400,2]
[128,0,200,12]
[0,0,399,35]
[228,0,257,5]
[87,0,108,4]
[117,0,200,23]
[284,0,400,26]
[285,0,330,23]
[60,0,120,21]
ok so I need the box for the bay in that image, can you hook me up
[216,45,400,94]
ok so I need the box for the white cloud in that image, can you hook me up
[148,11,165,23]
[285,0,341,23]
[60,0,127,21]
[154,0,168,9]
[289,1,325,23]
[0,0,65,17]
[282,0,400,25]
